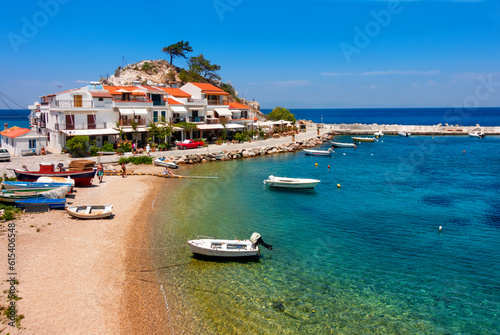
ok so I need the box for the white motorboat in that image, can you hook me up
[398,132,411,137]
[65,204,113,219]
[351,136,377,143]
[374,131,384,137]
[263,175,320,189]
[153,157,179,169]
[469,131,485,138]
[187,232,272,258]
[303,148,333,156]
[331,141,356,148]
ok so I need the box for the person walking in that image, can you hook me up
[121,162,126,178]
[97,163,104,183]
[146,143,151,156]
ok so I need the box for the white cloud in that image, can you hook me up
[322,70,440,77]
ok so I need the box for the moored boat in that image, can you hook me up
[398,132,411,137]
[15,198,66,209]
[351,136,377,142]
[303,148,333,156]
[331,141,356,148]
[65,204,113,219]
[14,162,96,186]
[263,175,320,189]
[374,131,384,137]
[153,157,179,169]
[187,232,272,258]
[469,131,485,138]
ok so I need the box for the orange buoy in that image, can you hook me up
[328,165,330,169]
[463,150,466,153]
[337,184,341,188]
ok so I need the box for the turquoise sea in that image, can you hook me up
[149,135,500,334]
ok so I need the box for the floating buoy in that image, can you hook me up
[463,150,466,153]
[343,153,346,155]
[315,163,318,166]
[371,154,373,156]
[439,226,442,231]
[328,165,330,169]
[337,184,341,188]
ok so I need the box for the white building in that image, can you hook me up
[0,125,48,156]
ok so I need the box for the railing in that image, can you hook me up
[188,116,205,122]
[206,118,219,124]
[113,97,151,102]
[50,100,94,108]
[173,117,186,124]
[119,119,146,127]
[55,122,108,130]
[187,98,206,104]
[153,101,166,106]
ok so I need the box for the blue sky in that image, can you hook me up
[0,0,499,109]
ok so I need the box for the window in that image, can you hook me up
[161,111,166,120]
[29,139,36,148]
[99,98,104,101]
[74,95,82,107]
[153,111,158,123]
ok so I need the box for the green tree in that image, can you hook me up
[162,41,193,66]
[268,106,296,123]
[66,135,89,157]
[187,54,221,81]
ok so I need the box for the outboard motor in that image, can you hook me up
[250,232,273,250]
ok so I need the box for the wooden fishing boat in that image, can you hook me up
[65,204,113,219]
[2,181,72,190]
[153,157,179,169]
[263,175,320,189]
[303,148,333,156]
[351,136,377,142]
[331,141,356,148]
[14,162,96,186]
[187,233,272,258]
[0,185,71,203]
[15,198,66,209]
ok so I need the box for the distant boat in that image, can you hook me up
[65,204,113,219]
[469,131,485,138]
[398,132,411,137]
[331,141,356,148]
[374,131,384,137]
[263,175,320,189]
[303,148,333,156]
[15,198,66,209]
[187,232,272,258]
[14,162,96,186]
[351,136,376,142]
[153,157,179,169]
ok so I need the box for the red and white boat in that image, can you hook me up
[14,162,96,186]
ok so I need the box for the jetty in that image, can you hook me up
[323,123,500,136]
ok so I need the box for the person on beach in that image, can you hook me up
[163,167,174,177]
[146,143,151,156]
[121,162,126,178]
[97,163,104,183]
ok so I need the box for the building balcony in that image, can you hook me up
[188,116,205,123]
[186,98,207,105]
[50,100,94,108]
[119,119,146,127]
[55,122,108,131]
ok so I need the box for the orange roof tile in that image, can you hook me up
[167,98,183,105]
[229,102,251,109]
[1,127,31,138]
[189,82,230,95]
[103,86,145,95]
[158,87,191,98]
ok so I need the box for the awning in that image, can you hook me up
[225,123,245,129]
[197,124,224,130]
[171,106,188,114]
[35,112,41,117]
[62,129,120,136]
[122,128,149,133]
[133,108,148,115]
[213,108,232,117]
[119,108,134,115]
[229,109,241,115]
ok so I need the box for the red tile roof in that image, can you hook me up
[141,86,163,92]
[229,102,251,109]
[1,127,31,138]
[103,86,146,95]
[189,82,230,95]
[158,87,191,98]
[90,92,113,98]
[167,98,183,105]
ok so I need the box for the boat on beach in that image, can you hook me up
[14,162,96,186]
[187,232,272,258]
[351,136,377,142]
[15,198,66,209]
[0,185,71,203]
[2,180,73,190]
[153,157,179,169]
[303,148,333,156]
[263,175,320,189]
[65,204,113,219]
[331,141,356,148]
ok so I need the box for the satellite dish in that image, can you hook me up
[147,80,153,86]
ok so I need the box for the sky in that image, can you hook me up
[0,0,499,109]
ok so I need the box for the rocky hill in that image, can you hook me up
[101,59,262,115]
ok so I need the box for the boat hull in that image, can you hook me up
[264,176,320,189]
[153,158,179,169]
[330,141,356,148]
[65,205,113,219]
[304,149,332,156]
[187,239,260,258]
[15,198,66,209]
[2,181,72,190]
[351,137,376,142]
[14,169,96,186]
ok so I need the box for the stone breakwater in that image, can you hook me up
[171,133,335,165]
[325,123,500,135]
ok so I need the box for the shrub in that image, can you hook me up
[89,145,99,156]
[119,156,153,165]
[2,210,15,221]
[66,135,89,157]
[102,141,114,152]
[117,140,132,152]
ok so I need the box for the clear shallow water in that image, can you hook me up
[151,135,499,334]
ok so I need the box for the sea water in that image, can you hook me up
[0,109,30,129]
[150,135,499,334]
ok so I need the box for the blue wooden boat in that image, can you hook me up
[2,181,73,190]
[15,198,66,209]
